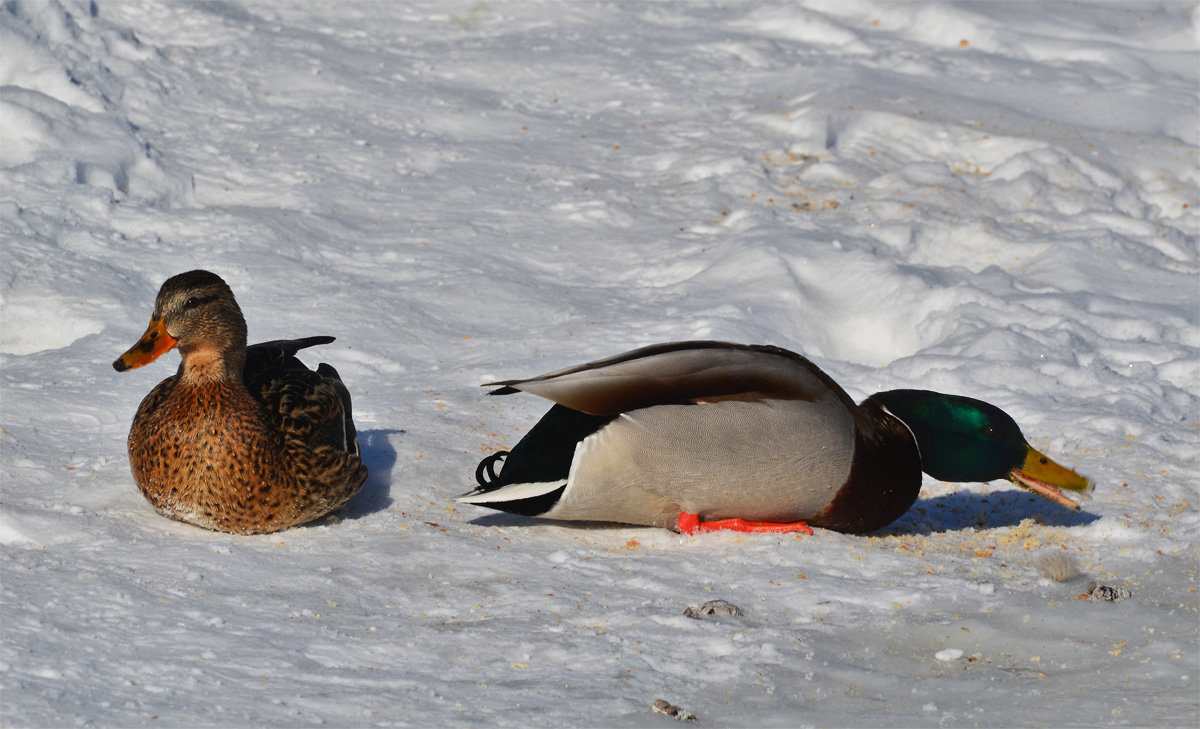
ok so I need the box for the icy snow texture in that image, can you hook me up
[1,1,1197,727]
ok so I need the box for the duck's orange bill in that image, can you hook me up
[1008,445,1093,510]
[113,317,177,372]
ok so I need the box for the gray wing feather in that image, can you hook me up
[487,341,850,415]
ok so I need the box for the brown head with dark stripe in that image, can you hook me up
[113,270,247,377]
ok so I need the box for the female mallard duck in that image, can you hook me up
[458,341,1092,535]
[113,270,367,534]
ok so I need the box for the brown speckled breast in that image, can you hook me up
[128,375,365,534]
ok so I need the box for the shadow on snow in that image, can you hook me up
[338,428,404,520]
[461,488,1099,536]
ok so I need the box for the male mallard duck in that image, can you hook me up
[113,270,367,534]
[458,341,1091,535]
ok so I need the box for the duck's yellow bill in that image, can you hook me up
[113,317,177,372]
[1008,445,1093,510]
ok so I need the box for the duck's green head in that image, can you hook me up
[873,389,1092,510]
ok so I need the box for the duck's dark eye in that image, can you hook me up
[183,296,201,310]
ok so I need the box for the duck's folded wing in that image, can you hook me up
[244,336,336,381]
[243,337,360,455]
[487,340,852,415]
[258,374,346,447]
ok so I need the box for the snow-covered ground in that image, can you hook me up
[1,1,1197,726]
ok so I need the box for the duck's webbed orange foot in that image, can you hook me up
[677,512,814,535]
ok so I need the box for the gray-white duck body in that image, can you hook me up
[459,341,1092,535]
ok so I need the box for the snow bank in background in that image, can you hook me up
[0,294,104,355]
[1,1,1197,727]
[0,4,183,202]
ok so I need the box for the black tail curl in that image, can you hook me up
[475,451,509,488]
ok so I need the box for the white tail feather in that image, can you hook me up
[456,480,567,505]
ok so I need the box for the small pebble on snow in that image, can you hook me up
[684,599,743,619]
[652,699,697,722]
[935,648,964,662]
[1084,581,1132,603]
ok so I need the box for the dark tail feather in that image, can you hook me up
[486,385,521,396]
[470,404,616,491]
[475,451,509,488]
[460,406,616,518]
[317,362,360,456]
